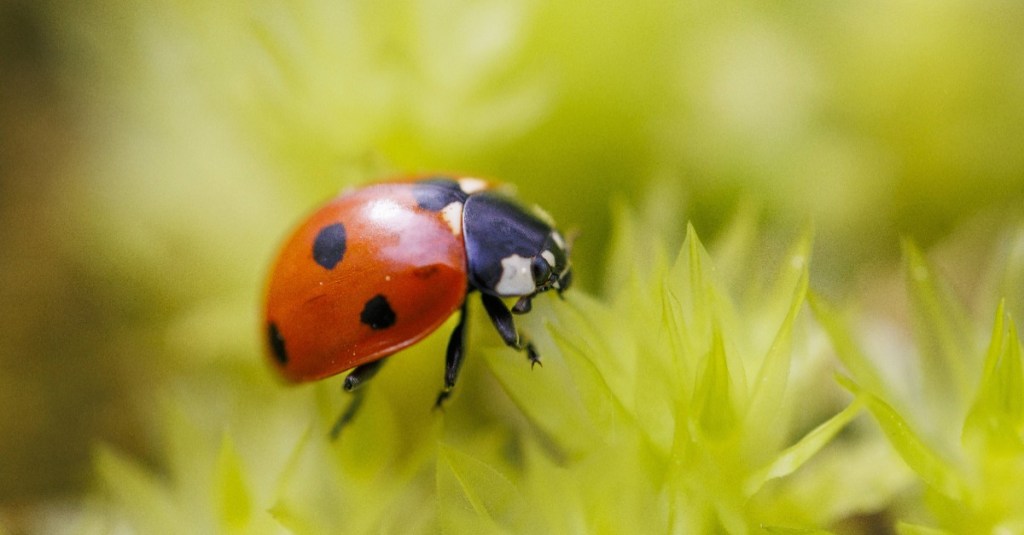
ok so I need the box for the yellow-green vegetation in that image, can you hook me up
[78,210,1024,534]
[3,1,1024,534]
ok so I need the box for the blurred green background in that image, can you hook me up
[2,0,1023,522]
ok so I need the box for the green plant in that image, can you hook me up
[79,201,901,534]
[815,230,1024,534]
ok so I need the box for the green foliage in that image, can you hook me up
[74,214,1024,535]
[11,0,1023,533]
[77,203,880,534]
[65,195,1024,535]
[818,232,1024,533]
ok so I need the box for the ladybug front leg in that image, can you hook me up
[479,293,541,368]
[435,300,469,408]
[330,359,386,439]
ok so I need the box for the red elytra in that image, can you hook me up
[264,181,470,382]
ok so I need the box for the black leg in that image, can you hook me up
[330,359,385,439]
[343,359,384,392]
[435,300,469,408]
[512,295,533,314]
[480,293,541,368]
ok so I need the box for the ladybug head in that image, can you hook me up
[535,230,572,294]
[464,191,574,310]
[511,230,573,314]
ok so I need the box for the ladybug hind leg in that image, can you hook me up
[480,293,541,368]
[435,300,469,408]
[330,359,386,440]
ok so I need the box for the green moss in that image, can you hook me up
[26,1,1024,533]
[819,233,1024,532]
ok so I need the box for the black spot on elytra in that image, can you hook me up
[412,177,467,211]
[360,294,396,330]
[313,222,347,269]
[268,322,288,365]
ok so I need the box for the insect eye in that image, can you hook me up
[531,256,552,285]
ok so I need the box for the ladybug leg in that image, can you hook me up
[435,300,469,408]
[511,295,533,314]
[343,359,385,392]
[480,293,541,368]
[330,359,386,439]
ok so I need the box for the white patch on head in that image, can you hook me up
[440,201,463,236]
[495,254,535,295]
[551,231,565,249]
[541,250,556,267]
[457,177,488,194]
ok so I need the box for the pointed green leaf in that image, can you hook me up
[745,399,864,496]
[484,293,616,455]
[484,338,595,456]
[895,522,953,535]
[437,444,528,534]
[672,224,749,402]
[963,303,1024,454]
[214,433,252,532]
[963,300,1006,446]
[838,375,967,500]
[745,260,809,441]
[997,323,1024,428]
[760,225,815,328]
[681,223,713,341]
[662,281,692,393]
[632,276,687,454]
[693,325,736,438]
[808,292,888,399]
[552,326,631,429]
[667,227,724,361]
[979,300,1008,385]
[903,239,976,411]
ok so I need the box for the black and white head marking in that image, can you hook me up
[495,254,535,295]
[462,192,573,298]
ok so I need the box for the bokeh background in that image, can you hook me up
[2,0,1023,528]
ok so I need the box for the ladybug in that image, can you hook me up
[263,176,572,435]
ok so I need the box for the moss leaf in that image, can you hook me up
[745,398,864,496]
[744,247,810,448]
[903,240,977,416]
[838,375,967,501]
[693,326,737,439]
[436,444,529,534]
[963,301,1024,455]
[214,433,252,532]
[894,522,954,535]
[808,292,888,400]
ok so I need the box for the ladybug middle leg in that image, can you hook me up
[480,293,540,368]
[330,359,386,439]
